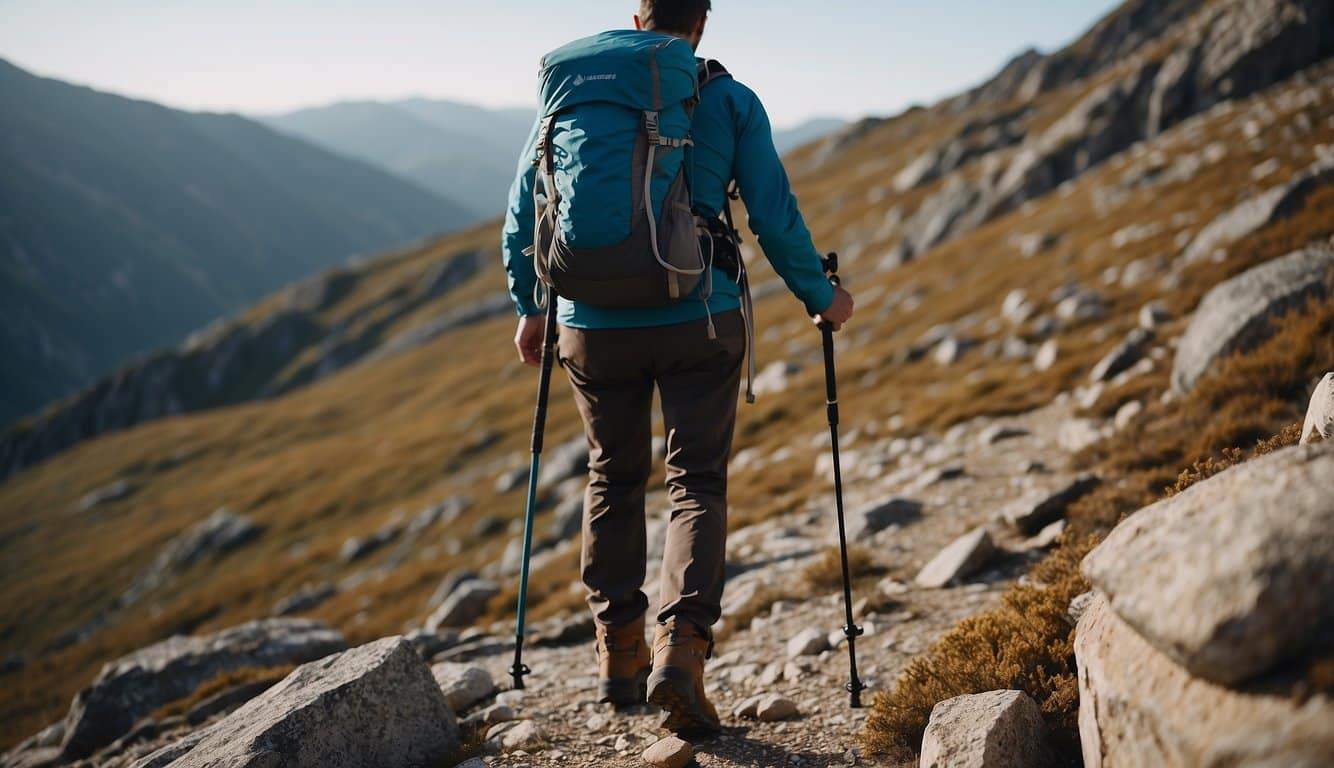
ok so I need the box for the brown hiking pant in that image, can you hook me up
[558,310,745,636]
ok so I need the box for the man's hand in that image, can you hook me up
[514,315,546,366]
[814,285,855,331]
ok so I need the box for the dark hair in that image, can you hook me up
[639,0,711,35]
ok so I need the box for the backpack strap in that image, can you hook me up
[697,59,731,89]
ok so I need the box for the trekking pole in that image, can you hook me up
[510,293,560,690]
[817,252,865,709]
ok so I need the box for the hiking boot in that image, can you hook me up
[595,616,652,706]
[646,619,721,735]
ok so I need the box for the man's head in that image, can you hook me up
[634,0,710,50]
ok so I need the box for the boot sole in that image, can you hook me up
[646,667,721,735]
[598,667,650,706]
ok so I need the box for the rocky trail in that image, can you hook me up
[450,398,1104,767]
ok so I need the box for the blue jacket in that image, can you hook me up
[501,53,833,328]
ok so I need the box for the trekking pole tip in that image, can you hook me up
[509,663,530,690]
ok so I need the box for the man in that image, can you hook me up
[501,0,854,734]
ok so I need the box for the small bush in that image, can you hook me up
[802,545,880,592]
[860,538,1094,764]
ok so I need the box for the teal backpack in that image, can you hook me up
[527,31,710,318]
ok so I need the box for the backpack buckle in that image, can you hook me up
[643,111,661,144]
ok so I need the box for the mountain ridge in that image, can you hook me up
[0,57,470,428]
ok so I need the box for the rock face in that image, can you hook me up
[60,619,346,760]
[1301,372,1334,444]
[1172,246,1334,393]
[123,509,263,605]
[1082,443,1334,684]
[1075,595,1334,768]
[920,690,1053,768]
[132,636,458,768]
[915,527,996,588]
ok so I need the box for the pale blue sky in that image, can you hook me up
[0,0,1119,127]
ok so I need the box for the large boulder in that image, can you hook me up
[1082,443,1334,684]
[131,636,459,768]
[1301,372,1333,444]
[920,690,1053,768]
[1172,246,1334,393]
[1075,595,1334,768]
[59,619,346,760]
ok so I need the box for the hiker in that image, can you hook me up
[501,0,854,734]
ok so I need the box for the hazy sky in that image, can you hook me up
[0,0,1120,127]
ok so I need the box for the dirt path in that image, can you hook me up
[466,396,1098,767]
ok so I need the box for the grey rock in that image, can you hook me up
[131,636,458,768]
[787,628,829,658]
[1113,400,1144,431]
[1090,329,1153,382]
[1301,372,1333,444]
[755,694,800,722]
[79,480,135,510]
[271,582,336,617]
[494,468,527,495]
[1002,475,1100,534]
[641,736,693,768]
[59,618,345,760]
[1058,418,1105,453]
[1138,301,1171,330]
[122,509,262,605]
[1076,594,1334,768]
[920,464,967,486]
[920,690,1053,768]
[338,517,402,564]
[431,662,496,711]
[752,361,801,396]
[1172,245,1334,393]
[847,498,923,539]
[537,436,588,489]
[403,628,460,659]
[1033,339,1059,371]
[916,527,996,588]
[979,424,1029,445]
[429,570,480,610]
[1181,159,1334,264]
[1067,590,1095,626]
[546,481,585,541]
[425,579,500,631]
[498,720,545,751]
[1083,443,1334,684]
[462,703,516,727]
[1023,519,1067,551]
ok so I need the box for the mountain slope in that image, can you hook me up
[0,59,470,428]
[260,99,536,221]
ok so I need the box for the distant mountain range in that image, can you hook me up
[260,100,846,221]
[0,58,469,427]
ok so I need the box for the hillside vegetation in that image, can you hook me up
[2,0,1333,762]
